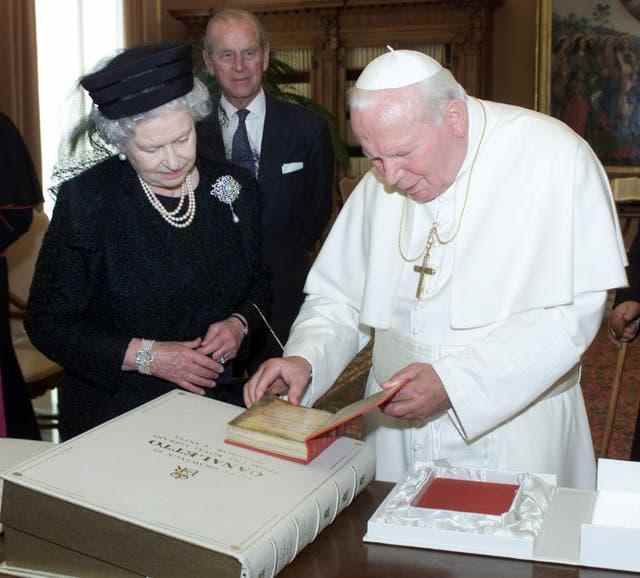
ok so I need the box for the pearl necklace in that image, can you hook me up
[138,172,196,229]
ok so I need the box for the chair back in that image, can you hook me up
[5,210,62,386]
[6,209,49,304]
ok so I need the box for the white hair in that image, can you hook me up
[349,67,466,125]
[91,77,212,150]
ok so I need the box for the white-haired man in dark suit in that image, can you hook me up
[198,9,334,375]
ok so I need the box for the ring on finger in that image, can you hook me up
[219,354,226,364]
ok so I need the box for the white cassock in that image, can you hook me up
[284,97,627,490]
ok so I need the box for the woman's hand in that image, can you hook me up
[197,317,246,363]
[146,338,221,395]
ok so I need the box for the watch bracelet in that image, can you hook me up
[135,339,155,375]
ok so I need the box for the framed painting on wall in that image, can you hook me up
[536,0,640,176]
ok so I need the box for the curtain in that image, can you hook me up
[0,0,41,180]
[123,0,162,47]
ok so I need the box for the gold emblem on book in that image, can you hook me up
[170,465,199,480]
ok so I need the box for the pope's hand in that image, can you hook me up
[244,356,312,407]
[381,363,450,421]
[608,300,640,342]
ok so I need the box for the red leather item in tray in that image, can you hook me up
[412,477,520,516]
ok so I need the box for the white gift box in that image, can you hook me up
[578,459,640,572]
[365,463,554,560]
[365,459,640,573]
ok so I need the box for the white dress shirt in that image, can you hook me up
[219,90,266,174]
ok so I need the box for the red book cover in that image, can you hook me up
[412,477,520,516]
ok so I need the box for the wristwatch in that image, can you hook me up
[135,339,155,375]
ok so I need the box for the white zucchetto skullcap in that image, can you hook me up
[355,48,443,90]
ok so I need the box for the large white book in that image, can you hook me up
[0,439,52,535]
[1,390,375,578]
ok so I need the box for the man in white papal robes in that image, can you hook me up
[244,50,627,490]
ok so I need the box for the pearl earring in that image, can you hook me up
[118,152,126,161]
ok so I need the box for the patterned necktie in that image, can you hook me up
[231,109,256,176]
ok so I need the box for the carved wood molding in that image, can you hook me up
[339,7,480,47]
[171,0,499,15]
[170,0,501,28]
[171,0,501,168]
[342,0,501,11]
[168,3,341,27]
[171,1,497,49]
[170,8,340,48]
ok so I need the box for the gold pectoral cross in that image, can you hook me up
[414,225,438,299]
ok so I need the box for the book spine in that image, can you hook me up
[238,443,375,578]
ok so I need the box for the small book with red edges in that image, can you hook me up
[225,382,405,464]
[412,477,520,516]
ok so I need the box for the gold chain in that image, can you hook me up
[398,100,488,262]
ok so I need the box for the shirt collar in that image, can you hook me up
[219,88,266,120]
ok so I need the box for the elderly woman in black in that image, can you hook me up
[26,43,269,440]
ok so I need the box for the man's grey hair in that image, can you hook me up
[91,77,212,150]
[348,67,466,125]
[203,8,270,55]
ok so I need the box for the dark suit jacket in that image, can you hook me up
[197,92,334,363]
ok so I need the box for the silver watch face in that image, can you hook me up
[136,350,153,366]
